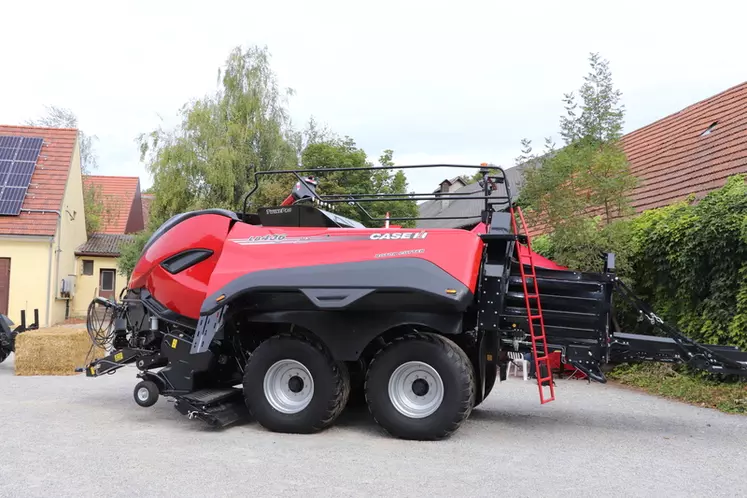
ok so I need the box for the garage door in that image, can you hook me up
[0,258,9,316]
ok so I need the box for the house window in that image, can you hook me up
[82,260,94,276]
[100,270,115,292]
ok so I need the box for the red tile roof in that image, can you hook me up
[622,81,747,212]
[84,176,141,234]
[0,125,78,237]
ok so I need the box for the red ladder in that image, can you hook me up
[509,206,556,404]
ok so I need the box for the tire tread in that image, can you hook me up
[364,331,476,440]
[245,332,350,433]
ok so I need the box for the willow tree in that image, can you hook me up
[137,45,299,229]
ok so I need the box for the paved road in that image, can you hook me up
[1,356,746,498]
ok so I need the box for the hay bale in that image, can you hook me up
[14,326,106,376]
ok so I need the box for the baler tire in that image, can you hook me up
[133,380,159,407]
[243,334,350,434]
[364,332,475,440]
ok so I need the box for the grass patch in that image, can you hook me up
[608,363,747,414]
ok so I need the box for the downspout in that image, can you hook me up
[21,209,62,327]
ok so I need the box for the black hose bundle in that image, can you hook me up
[86,299,116,350]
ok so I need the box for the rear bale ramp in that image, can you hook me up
[14,326,106,376]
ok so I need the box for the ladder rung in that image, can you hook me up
[525,293,539,299]
[529,314,542,319]
[532,335,546,341]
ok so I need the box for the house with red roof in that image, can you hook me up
[0,125,87,327]
[72,175,147,316]
[419,81,747,233]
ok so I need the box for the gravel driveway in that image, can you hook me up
[1,356,745,498]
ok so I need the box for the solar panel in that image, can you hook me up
[0,135,44,216]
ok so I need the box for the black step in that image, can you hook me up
[202,400,249,427]
[180,388,241,406]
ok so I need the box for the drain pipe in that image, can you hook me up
[21,209,62,327]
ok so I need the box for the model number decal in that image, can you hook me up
[231,234,287,245]
[370,232,427,240]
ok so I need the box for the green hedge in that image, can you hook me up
[624,174,747,348]
[532,174,747,349]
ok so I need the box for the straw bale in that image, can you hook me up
[14,326,106,376]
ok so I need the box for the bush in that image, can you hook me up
[624,175,747,349]
[117,230,152,279]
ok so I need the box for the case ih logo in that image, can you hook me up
[370,232,428,240]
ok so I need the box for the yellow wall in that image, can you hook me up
[71,255,128,317]
[50,138,88,325]
[0,237,53,327]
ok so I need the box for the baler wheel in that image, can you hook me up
[364,332,475,440]
[243,334,350,434]
[133,380,160,407]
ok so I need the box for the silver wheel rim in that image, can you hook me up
[137,387,150,402]
[388,361,444,419]
[263,359,314,414]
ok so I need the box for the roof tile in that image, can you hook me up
[621,81,747,213]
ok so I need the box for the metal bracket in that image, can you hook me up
[191,306,227,354]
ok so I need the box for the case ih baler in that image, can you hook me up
[82,164,747,440]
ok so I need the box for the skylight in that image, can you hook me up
[700,121,718,137]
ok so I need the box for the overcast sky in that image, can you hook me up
[1,0,745,194]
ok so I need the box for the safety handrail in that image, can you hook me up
[241,164,515,227]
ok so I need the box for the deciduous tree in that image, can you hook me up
[517,53,638,271]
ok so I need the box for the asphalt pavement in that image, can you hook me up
[1,355,745,498]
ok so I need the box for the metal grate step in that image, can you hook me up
[181,388,241,406]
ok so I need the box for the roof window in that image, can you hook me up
[700,121,718,137]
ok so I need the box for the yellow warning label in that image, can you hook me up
[171,338,178,348]
[114,352,123,362]
[90,367,95,375]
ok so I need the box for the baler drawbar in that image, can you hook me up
[80,163,747,440]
